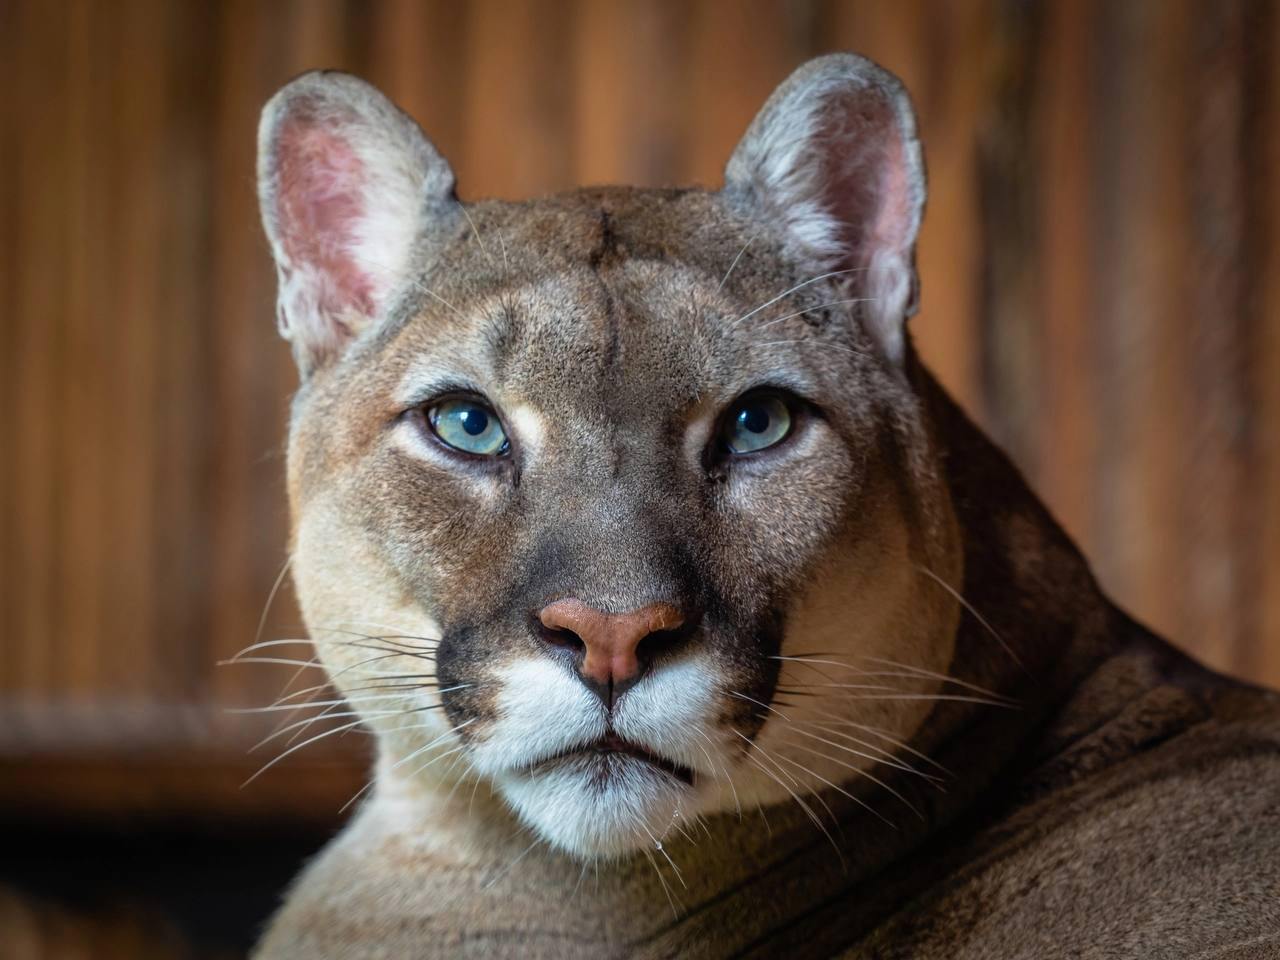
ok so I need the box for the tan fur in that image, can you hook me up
[253,56,1280,959]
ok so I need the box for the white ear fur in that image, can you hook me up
[724,54,925,366]
[257,71,456,374]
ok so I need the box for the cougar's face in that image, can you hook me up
[287,192,956,858]
[263,58,960,858]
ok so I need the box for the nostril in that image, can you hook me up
[634,615,699,669]
[533,614,585,653]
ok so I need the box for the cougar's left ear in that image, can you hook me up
[257,70,458,376]
[724,53,925,366]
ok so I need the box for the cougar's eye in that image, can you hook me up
[722,394,793,455]
[427,398,509,456]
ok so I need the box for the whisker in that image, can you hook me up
[772,654,1009,702]
[339,777,375,815]
[253,649,422,710]
[438,755,478,810]
[460,205,495,267]
[640,822,686,889]
[734,733,842,865]
[469,761,485,819]
[227,637,316,659]
[785,721,947,783]
[913,564,1022,667]
[307,622,442,647]
[220,656,325,670]
[308,630,438,648]
[756,338,863,355]
[247,699,451,747]
[728,267,868,331]
[571,859,590,900]
[774,736,921,820]
[692,728,741,819]
[747,735,844,832]
[481,838,540,892]
[784,688,1015,708]
[230,694,405,714]
[393,718,476,774]
[717,233,757,293]
[406,742,469,780]
[728,690,791,722]
[771,750,894,829]
[252,554,294,655]
[757,298,875,330]
[778,681,903,693]
[828,721,951,776]
[379,273,465,321]
[242,717,371,787]
[641,845,681,918]
[781,726,939,788]
[859,655,1015,703]
[497,228,510,273]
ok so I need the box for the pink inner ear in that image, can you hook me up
[275,120,377,320]
[820,95,912,265]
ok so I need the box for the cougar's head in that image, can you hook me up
[256,54,961,858]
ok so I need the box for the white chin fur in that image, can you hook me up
[469,655,726,858]
[495,754,691,858]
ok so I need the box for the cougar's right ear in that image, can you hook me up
[257,71,458,376]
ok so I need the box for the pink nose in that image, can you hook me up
[538,599,686,689]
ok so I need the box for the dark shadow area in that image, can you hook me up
[1,814,339,957]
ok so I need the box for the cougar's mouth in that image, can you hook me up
[527,732,695,786]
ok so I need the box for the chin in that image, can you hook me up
[496,744,697,859]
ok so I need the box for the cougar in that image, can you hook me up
[251,53,1280,958]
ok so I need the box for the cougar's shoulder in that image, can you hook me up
[845,643,1280,960]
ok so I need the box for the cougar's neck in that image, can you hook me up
[916,362,1121,715]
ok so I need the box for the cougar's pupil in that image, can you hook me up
[739,405,770,434]
[460,408,488,436]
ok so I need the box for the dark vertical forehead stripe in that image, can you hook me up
[590,207,624,384]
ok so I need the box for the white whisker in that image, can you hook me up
[757,297,874,329]
[728,267,867,330]
[717,233,756,293]
[913,564,1022,666]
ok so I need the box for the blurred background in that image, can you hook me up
[1,0,1277,955]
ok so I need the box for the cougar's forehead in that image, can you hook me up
[384,191,867,438]
[456,263,715,433]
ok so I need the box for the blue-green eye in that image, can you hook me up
[427,398,508,456]
[723,394,793,455]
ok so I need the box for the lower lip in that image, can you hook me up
[532,740,695,786]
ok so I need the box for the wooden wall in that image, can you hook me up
[2,0,1278,817]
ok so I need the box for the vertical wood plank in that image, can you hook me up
[100,0,170,700]
[462,0,575,199]
[208,0,292,714]
[1244,0,1279,687]
[1035,0,1100,551]
[1089,0,1192,645]
[367,0,469,165]
[0,0,21,695]
[57,0,112,698]
[1181,0,1252,673]
[570,0,687,187]
[680,0,801,187]
[151,0,219,702]
[12,1,71,699]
